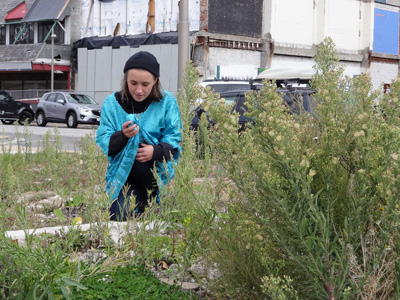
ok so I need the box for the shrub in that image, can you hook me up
[195,37,400,299]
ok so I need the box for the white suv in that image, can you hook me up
[35,92,101,128]
[199,80,252,94]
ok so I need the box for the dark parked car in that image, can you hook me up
[191,87,315,131]
[0,89,35,125]
[35,92,101,128]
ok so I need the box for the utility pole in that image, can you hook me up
[178,0,189,90]
[51,29,56,92]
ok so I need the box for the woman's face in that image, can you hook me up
[126,68,157,102]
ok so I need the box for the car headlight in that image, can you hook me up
[77,106,90,113]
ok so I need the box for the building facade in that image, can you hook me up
[194,0,400,90]
[0,0,399,101]
[0,0,80,99]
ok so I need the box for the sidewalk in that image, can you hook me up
[28,121,98,130]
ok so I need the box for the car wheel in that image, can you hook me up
[1,119,15,125]
[18,110,34,125]
[36,111,47,127]
[67,112,78,128]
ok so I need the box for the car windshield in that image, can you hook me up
[278,90,315,114]
[66,94,97,104]
[207,84,251,94]
[0,91,11,101]
[219,96,236,106]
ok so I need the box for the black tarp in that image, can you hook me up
[73,32,179,50]
[71,31,188,72]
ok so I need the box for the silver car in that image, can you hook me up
[35,92,101,128]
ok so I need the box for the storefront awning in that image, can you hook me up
[22,0,70,22]
[0,61,32,71]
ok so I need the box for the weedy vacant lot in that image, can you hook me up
[2,38,400,299]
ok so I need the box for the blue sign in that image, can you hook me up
[373,8,399,55]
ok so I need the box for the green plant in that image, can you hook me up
[0,103,200,299]
[155,61,229,286]
[261,275,299,300]
[71,264,195,300]
[0,233,88,299]
[200,37,400,299]
[0,161,17,203]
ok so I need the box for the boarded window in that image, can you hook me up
[0,25,5,45]
[10,23,34,44]
[38,21,65,44]
[208,0,262,38]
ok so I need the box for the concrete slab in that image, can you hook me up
[4,220,174,246]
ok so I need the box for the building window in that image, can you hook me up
[9,23,34,44]
[0,25,5,45]
[38,21,65,44]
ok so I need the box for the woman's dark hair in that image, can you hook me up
[120,73,163,102]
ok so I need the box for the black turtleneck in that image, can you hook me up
[108,92,177,161]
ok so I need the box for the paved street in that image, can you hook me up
[0,122,98,153]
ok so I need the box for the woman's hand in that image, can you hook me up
[122,121,139,139]
[136,143,154,162]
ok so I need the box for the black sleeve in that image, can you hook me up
[108,130,129,156]
[153,142,178,162]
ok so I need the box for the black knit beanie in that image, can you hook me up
[123,51,160,77]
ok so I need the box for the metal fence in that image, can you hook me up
[6,89,48,101]
[7,89,77,113]
[77,44,179,105]
[6,89,111,102]
[6,89,113,111]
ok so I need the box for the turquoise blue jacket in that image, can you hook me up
[95,91,182,201]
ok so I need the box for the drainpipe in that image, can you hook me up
[178,0,189,90]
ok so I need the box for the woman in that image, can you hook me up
[96,51,182,221]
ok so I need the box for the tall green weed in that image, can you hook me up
[193,37,400,299]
